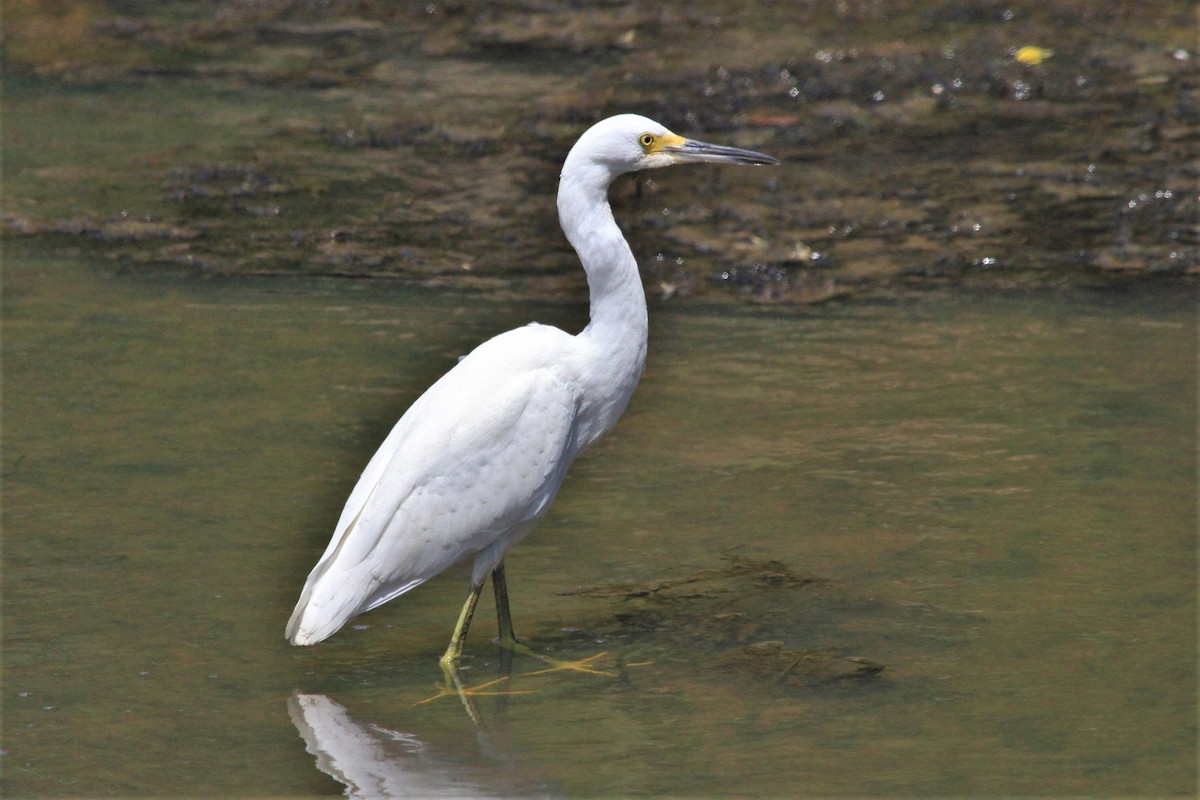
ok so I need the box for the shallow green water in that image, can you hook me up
[3,243,1194,796]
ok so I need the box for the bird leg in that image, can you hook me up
[492,560,517,646]
[443,560,621,681]
[438,561,517,668]
[490,561,618,676]
[439,578,485,669]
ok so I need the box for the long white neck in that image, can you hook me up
[557,161,649,447]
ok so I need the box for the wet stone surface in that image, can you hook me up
[4,0,1197,303]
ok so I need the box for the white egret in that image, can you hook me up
[286,114,778,667]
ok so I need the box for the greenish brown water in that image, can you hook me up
[2,1,1197,794]
[3,242,1194,796]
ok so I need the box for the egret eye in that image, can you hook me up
[638,133,656,150]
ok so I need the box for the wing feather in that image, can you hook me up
[287,326,579,644]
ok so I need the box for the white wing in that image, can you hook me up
[287,325,580,645]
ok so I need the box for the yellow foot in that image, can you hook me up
[417,645,652,718]
[499,638,653,679]
[413,670,534,714]
[518,651,618,678]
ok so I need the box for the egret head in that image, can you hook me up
[563,114,778,180]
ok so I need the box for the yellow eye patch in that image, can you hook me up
[638,131,686,153]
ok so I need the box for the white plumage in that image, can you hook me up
[286,114,777,665]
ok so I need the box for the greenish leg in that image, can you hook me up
[492,560,517,646]
[439,578,485,670]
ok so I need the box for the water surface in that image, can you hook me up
[3,243,1194,796]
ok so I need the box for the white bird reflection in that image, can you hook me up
[288,691,562,799]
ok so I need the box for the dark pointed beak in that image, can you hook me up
[663,138,779,166]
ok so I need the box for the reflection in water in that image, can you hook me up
[288,688,562,799]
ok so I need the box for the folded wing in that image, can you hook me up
[286,327,579,645]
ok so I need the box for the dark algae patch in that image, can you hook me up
[560,554,889,693]
[4,1,1196,303]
